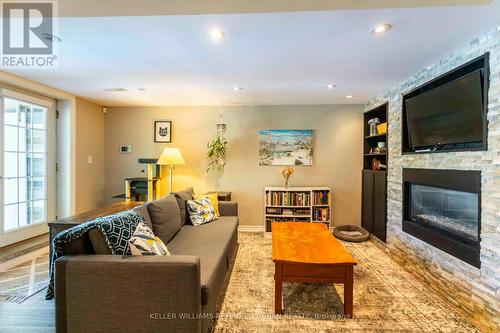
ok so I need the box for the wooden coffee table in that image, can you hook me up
[272,222,357,318]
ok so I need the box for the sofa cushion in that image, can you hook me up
[132,204,153,230]
[167,216,238,305]
[193,193,220,216]
[98,210,145,255]
[186,197,218,226]
[88,228,112,254]
[87,206,151,255]
[172,187,194,225]
[129,222,170,256]
[147,194,181,244]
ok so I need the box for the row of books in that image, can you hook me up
[266,207,310,215]
[265,218,312,232]
[265,191,311,206]
[313,207,330,221]
[313,190,330,205]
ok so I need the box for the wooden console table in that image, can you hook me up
[272,222,357,317]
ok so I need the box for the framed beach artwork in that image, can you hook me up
[154,121,172,143]
[259,129,313,166]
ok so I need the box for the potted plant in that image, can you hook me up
[207,134,227,172]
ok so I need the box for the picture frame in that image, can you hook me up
[154,121,172,143]
[259,129,314,166]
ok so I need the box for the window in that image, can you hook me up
[1,90,55,241]
[3,98,48,231]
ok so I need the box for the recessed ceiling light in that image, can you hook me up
[233,86,242,91]
[104,88,127,92]
[208,28,225,41]
[371,23,392,34]
[326,84,336,89]
[346,95,354,99]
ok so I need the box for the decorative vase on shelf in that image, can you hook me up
[368,118,380,136]
[281,167,294,188]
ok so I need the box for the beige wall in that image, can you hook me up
[104,105,363,227]
[74,97,106,213]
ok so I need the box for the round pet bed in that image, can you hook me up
[333,225,370,242]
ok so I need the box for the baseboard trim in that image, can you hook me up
[238,225,264,233]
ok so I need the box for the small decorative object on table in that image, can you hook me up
[281,167,294,188]
[368,118,380,136]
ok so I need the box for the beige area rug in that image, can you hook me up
[0,250,49,303]
[214,233,479,333]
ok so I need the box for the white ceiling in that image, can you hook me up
[2,2,500,106]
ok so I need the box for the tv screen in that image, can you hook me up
[405,70,484,148]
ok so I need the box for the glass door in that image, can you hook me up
[0,90,56,246]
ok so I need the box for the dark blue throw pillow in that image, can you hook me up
[98,210,145,255]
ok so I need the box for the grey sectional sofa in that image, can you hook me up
[54,189,238,333]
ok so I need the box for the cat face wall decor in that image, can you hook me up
[154,121,172,143]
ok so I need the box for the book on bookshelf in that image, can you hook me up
[313,190,330,205]
[266,191,311,206]
[313,207,330,222]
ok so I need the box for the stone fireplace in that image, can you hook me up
[365,25,500,331]
[402,168,481,268]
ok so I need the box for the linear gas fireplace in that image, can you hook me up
[403,168,481,268]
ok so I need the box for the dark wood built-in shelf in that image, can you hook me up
[362,102,388,242]
[364,133,387,140]
[364,153,387,157]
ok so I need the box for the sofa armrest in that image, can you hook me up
[55,255,202,333]
[218,201,238,217]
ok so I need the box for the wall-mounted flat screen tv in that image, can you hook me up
[405,70,485,148]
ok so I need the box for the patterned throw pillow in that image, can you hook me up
[193,193,220,217]
[129,222,170,256]
[186,197,218,226]
[98,210,145,255]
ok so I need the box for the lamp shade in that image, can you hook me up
[157,148,185,165]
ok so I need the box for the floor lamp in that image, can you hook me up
[157,147,186,193]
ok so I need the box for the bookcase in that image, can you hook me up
[264,187,332,233]
[362,102,388,242]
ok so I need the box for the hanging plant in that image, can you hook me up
[207,135,228,172]
[207,106,228,173]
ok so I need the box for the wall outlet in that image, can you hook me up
[88,156,93,165]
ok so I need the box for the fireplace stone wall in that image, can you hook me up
[366,25,500,332]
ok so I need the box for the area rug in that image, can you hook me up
[0,251,49,303]
[213,233,479,333]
